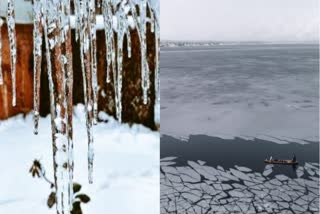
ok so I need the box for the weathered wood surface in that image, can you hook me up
[0,24,157,130]
[0,25,33,119]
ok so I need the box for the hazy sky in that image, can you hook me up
[161,0,319,41]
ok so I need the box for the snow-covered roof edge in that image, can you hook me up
[0,0,159,24]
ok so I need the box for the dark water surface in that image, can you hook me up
[161,135,319,178]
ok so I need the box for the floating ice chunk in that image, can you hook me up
[221,184,232,191]
[198,160,206,165]
[251,189,268,199]
[291,203,307,212]
[243,180,257,186]
[304,179,318,189]
[160,161,176,167]
[218,170,240,182]
[232,183,247,190]
[263,169,272,177]
[278,201,290,209]
[176,166,201,183]
[305,162,318,170]
[181,192,201,203]
[217,165,225,171]
[275,174,289,181]
[235,165,252,172]
[263,164,273,177]
[162,166,179,175]
[305,168,316,176]
[228,190,245,198]
[161,157,177,162]
[295,166,304,178]
[269,178,282,186]
[230,168,251,181]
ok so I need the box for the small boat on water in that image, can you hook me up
[264,159,298,165]
[264,155,298,165]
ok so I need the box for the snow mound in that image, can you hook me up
[0,106,159,214]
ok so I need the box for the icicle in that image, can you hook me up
[0,18,3,85]
[102,0,119,122]
[140,0,149,104]
[150,13,155,33]
[97,0,101,8]
[114,2,127,123]
[78,0,94,184]
[88,0,97,182]
[102,0,114,83]
[153,10,160,125]
[6,0,17,106]
[89,0,98,125]
[74,0,80,41]
[126,29,131,58]
[61,0,74,209]
[33,0,43,135]
[44,0,73,212]
[43,5,55,123]
[128,0,150,104]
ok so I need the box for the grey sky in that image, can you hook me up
[161,0,319,41]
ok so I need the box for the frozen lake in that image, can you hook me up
[161,44,319,143]
[160,44,319,213]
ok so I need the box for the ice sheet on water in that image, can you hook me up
[161,157,177,162]
[230,168,251,181]
[275,174,289,181]
[235,165,252,172]
[161,160,319,213]
[197,160,206,165]
[263,164,273,177]
[160,161,176,167]
[296,166,305,178]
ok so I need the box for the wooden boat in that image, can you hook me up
[264,159,298,165]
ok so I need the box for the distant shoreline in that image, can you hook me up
[160,40,319,48]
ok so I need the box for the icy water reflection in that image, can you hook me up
[160,135,319,213]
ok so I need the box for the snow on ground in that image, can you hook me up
[0,104,160,214]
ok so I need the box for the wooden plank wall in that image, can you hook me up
[0,24,33,119]
[0,24,158,130]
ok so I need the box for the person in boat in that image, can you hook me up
[269,156,273,161]
[292,154,296,162]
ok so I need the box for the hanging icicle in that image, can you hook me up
[153,10,160,125]
[139,0,150,104]
[33,0,43,135]
[102,0,113,84]
[126,0,150,104]
[114,1,127,123]
[126,28,132,58]
[42,0,74,212]
[89,0,99,125]
[6,0,17,106]
[77,0,95,184]
[61,0,74,209]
